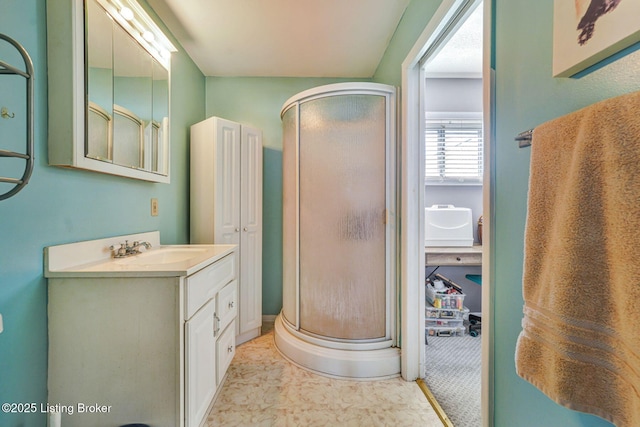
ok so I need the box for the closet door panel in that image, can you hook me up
[240,125,263,333]
[214,118,241,245]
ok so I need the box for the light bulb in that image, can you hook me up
[142,31,155,42]
[120,7,134,21]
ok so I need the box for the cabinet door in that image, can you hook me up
[216,320,237,385]
[185,298,216,427]
[215,118,241,245]
[240,125,263,334]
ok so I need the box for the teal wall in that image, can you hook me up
[373,0,444,85]
[0,1,205,425]
[492,1,640,426]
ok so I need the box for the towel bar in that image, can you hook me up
[0,33,34,201]
[516,129,533,148]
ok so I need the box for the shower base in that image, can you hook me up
[273,314,401,380]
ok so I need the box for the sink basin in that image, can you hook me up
[115,247,210,266]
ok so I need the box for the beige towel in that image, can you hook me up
[515,90,640,426]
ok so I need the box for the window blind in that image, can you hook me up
[425,117,483,184]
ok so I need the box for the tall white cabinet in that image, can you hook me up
[190,116,263,344]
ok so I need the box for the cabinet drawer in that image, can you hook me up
[216,320,236,385]
[186,254,236,319]
[217,280,238,333]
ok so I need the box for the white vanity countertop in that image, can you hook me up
[44,231,237,278]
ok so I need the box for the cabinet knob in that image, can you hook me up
[227,345,234,353]
[235,228,239,232]
[243,227,248,232]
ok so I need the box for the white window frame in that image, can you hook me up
[425,111,483,185]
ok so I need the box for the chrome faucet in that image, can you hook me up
[131,241,152,252]
[109,240,152,258]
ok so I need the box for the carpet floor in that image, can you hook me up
[423,334,482,427]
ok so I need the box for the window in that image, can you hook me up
[425,115,483,184]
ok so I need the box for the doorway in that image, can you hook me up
[421,4,483,424]
[399,0,490,426]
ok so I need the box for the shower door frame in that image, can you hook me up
[280,82,397,350]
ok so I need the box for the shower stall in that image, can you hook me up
[274,83,399,379]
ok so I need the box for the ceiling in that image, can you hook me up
[145,0,482,78]
[424,3,483,78]
[145,0,410,77]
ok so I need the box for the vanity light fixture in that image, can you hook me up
[100,0,176,68]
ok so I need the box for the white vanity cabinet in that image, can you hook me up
[185,255,237,425]
[46,234,237,427]
[185,283,238,424]
[190,116,263,345]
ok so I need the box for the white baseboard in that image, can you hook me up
[262,314,277,323]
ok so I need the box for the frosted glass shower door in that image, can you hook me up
[299,94,387,340]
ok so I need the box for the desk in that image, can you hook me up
[425,245,483,267]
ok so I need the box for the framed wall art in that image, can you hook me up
[553,0,640,77]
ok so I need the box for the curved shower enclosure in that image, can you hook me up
[274,82,399,379]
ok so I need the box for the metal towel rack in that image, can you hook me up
[516,129,533,148]
[0,33,34,200]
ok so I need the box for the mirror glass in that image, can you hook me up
[151,61,169,174]
[86,0,113,162]
[85,0,170,176]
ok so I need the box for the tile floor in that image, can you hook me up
[206,324,444,426]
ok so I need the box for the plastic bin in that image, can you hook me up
[426,318,464,328]
[426,284,465,309]
[425,205,473,247]
[425,325,465,337]
[425,306,469,320]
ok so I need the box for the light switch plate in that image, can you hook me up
[0,313,3,334]
[151,198,158,216]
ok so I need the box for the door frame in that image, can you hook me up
[399,0,493,425]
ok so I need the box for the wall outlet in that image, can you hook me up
[151,198,159,216]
